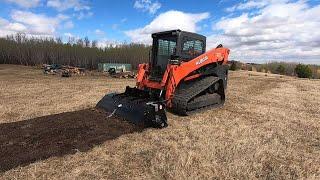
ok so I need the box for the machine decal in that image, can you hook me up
[195,56,208,65]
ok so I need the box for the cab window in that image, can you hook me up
[182,39,204,57]
[158,39,176,56]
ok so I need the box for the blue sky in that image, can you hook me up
[0,0,319,64]
[0,0,238,41]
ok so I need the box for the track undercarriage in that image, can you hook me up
[171,76,225,115]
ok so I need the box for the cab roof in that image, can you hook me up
[151,29,206,41]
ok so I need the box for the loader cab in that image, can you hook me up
[150,29,206,80]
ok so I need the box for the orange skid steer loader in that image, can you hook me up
[97,29,230,128]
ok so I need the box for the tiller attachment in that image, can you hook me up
[96,86,168,128]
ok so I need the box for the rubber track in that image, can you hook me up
[187,93,221,111]
[171,76,222,115]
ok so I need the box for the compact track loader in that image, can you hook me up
[97,29,230,128]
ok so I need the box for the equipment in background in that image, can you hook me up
[43,64,85,77]
[98,63,132,73]
[97,29,230,128]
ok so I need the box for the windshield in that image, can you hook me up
[154,37,177,72]
[157,39,176,56]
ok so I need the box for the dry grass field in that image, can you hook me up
[0,64,319,179]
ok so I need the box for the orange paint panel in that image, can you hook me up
[184,74,201,81]
[143,79,163,89]
[136,63,147,83]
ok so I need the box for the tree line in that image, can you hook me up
[229,61,320,79]
[0,33,151,69]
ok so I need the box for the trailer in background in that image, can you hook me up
[98,63,132,73]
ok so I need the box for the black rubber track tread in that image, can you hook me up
[171,76,223,115]
[187,93,221,111]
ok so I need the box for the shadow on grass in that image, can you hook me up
[0,109,144,172]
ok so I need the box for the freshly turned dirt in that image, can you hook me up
[0,109,143,172]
